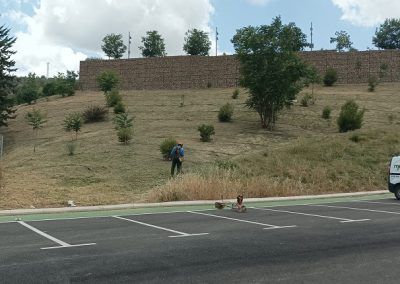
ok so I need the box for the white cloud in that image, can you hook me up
[6,0,214,76]
[332,0,400,27]
[246,0,271,6]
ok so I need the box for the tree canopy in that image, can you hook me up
[139,31,166,57]
[373,18,400,49]
[183,29,211,56]
[0,25,17,127]
[101,33,127,59]
[330,30,353,52]
[231,16,309,129]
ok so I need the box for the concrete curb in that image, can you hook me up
[0,190,388,216]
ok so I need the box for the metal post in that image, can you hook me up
[215,27,218,56]
[310,22,313,51]
[128,31,132,59]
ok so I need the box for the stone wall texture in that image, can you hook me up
[79,50,400,90]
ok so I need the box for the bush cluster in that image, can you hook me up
[322,106,332,119]
[106,89,123,107]
[82,105,108,123]
[368,76,378,92]
[198,124,215,142]
[300,93,315,107]
[159,138,177,160]
[337,100,365,132]
[113,101,126,114]
[97,71,119,93]
[218,103,234,122]
[323,68,338,87]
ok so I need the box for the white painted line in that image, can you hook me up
[18,221,96,249]
[41,243,96,250]
[251,207,370,223]
[18,221,70,247]
[113,216,208,238]
[263,225,297,230]
[187,210,297,229]
[312,204,400,215]
[356,200,400,206]
[169,233,209,238]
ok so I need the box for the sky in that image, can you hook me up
[1,0,400,77]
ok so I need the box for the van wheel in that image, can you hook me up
[395,187,400,200]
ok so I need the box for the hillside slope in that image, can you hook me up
[1,84,399,209]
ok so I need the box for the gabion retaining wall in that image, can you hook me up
[79,50,400,90]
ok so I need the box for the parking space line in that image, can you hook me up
[251,207,370,223]
[356,200,400,206]
[17,221,96,250]
[113,216,209,238]
[312,204,400,215]
[187,211,296,230]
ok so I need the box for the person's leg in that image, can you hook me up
[171,159,177,176]
[177,160,182,174]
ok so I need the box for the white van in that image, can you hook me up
[389,156,400,199]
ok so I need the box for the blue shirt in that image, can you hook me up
[171,145,184,158]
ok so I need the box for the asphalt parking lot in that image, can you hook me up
[2,195,400,283]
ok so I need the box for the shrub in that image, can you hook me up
[198,124,215,142]
[322,106,332,119]
[114,112,134,144]
[337,100,365,133]
[82,105,108,123]
[64,112,83,140]
[106,89,122,107]
[113,101,126,114]
[323,68,338,86]
[349,133,362,143]
[368,75,378,92]
[117,128,133,144]
[42,82,57,97]
[232,89,239,99]
[66,141,77,156]
[97,71,119,93]
[113,112,133,129]
[300,93,315,107]
[215,160,238,171]
[218,103,234,122]
[160,137,177,160]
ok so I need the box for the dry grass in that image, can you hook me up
[1,83,400,208]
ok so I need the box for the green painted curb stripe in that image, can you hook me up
[0,193,393,223]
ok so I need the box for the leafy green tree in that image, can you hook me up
[373,18,400,49]
[26,109,47,152]
[0,25,17,127]
[337,100,365,132]
[101,33,127,59]
[139,31,166,57]
[64,112,83,140]
[231,16,309,129]
[183,29,211,56]
[303,65,321,95]
[97,71,119,93]
[330,30,353,52]
[16,73,40,105]
[113,113,134,144]
[42,81,57,97]
[54,72,75,97]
